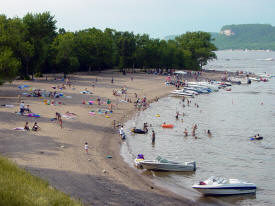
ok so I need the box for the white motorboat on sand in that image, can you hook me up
[192,176,256,196]
[139,156,196,172]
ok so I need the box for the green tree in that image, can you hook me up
[114,31,136,69]
[52,32,79,78]
[0,15,34,81]
[75,28,116,72]
[175,31,217,69]
[23,12,57,78]
[0,48,20,84]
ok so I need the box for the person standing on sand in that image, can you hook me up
[84,142,88,154]
[18,94,22,103]
[56,112,62,128]
[20,101,25,115]
[107,98,111,110]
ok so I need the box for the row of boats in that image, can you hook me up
[170,81,228,97]
[134,155,257,196]
[170,73,273,97]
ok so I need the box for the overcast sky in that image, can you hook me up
[2,0,275,38]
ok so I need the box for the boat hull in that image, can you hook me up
[192,187,256,196]
[140,161,196,172]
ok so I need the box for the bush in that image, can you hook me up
[24,75,31,80]
[34,72,43,78]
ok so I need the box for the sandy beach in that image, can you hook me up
[0,71,221,206]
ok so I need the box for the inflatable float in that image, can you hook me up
[250,136,263,140]
[131,128,147,134]
[162,124,174,128]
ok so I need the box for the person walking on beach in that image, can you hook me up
[18,94,22,103]
[152,130,156,143]
[56,112,62,128]
[84,142,88,154]
[20,101,25,115]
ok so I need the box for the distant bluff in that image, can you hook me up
[212,24,275,50]
[165,24,275,51]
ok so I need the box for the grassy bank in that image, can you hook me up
[0,156,83,206]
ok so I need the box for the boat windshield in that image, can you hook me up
[207,176,228,184]
[156,156,169,163]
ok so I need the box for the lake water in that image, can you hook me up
[121,50,275,206]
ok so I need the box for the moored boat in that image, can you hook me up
[139,156,196,171]
[192,176,256,196]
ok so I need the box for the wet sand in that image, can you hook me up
[0,71,223,206]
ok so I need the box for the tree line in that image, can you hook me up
[0,12,217,84]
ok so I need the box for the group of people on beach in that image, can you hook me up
[24,121,40,131]
[19,101,31,115]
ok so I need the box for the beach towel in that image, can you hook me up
[89,112,96,115]
[13,127,25,131]
[28,113,40,117]
[62,114,76,119]
[15,112,29,116]
[18,85,29,89]
[1,104,14,108]
[80,91,91,94]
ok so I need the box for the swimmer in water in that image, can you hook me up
[184,128,188,136]
[176,112,179,120]
[152,130,156,143]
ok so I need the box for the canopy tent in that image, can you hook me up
[174,71,187,75]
